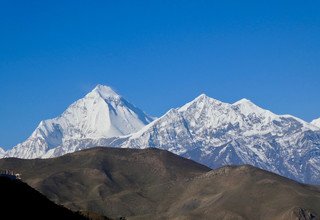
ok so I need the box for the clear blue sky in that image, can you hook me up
[1,0,320,149]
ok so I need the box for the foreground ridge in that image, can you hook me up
[0,147,319,219]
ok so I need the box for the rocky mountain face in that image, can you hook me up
[2,85,320,184]
[0,147,319,220]
[4,85,153,159]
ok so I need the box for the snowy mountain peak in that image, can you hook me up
[196,93,208,99]
[195,93,223,103]
[232,98,274,117]
[4,85,153,159]
[89,84,121,101]
[179,94,225,112]
[311,118,320,128]
[234,98,252,105]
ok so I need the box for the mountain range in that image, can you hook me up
[0,147,319,219]
[1,85,320,184]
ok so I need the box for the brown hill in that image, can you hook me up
[0,147,319,219]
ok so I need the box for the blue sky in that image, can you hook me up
[0,0,320,149]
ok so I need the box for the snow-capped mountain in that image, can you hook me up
[4,85,153,159]
[312,118,320,128]
[111,95,320,184]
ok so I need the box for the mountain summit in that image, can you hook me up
[4,85,153,158]
[91,84,122,101]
